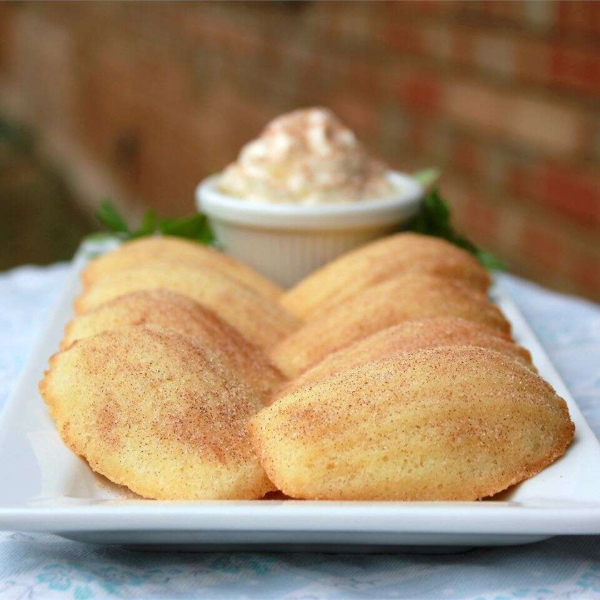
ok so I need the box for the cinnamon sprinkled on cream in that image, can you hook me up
[218,108,396,205]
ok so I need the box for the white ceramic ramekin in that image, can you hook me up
[195,172,423,288]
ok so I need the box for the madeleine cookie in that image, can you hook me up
[41,327,274,500]
[251,346,574,501]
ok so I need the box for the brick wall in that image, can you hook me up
[0,2,598,300]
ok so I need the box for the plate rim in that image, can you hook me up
[1,239,600,539]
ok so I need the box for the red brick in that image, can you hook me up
[328,3,375,44]
[383,2,415,19]
[415,1,456,18]
[0,5,17,71]
[463,192,499,240]
[384,17,599,102]
[520,224,565,271]
[395,71,442,114]
[423,24,454,62]
[452,27,475,66]
[324,95,377,139]
[569,252,600,296]
[382,10,600,101]
[443,79,589,156]
[473,33,516,80]
[540,165,600,225]
[521,1,556,32]
[516,38,552,86]
[3,1,599,302]
[508,165,536,200]
[557,1,600,38]
[508,96,587,156]
[384,23,425,55]
[408,121,428,152]
[507,162,600,227]
[345,60,381,93]
[444,81,505,136]
[551,47,600,98]
[452,138,482,176]
[391,67,442,112]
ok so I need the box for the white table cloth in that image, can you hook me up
[1,263,599,600]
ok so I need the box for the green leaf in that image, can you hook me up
[413,168,441,188]
[0,117,34,152]
[96,199,131,235]
[476,249,507,271]
[158,214,202,237]
[94,198,215,245]
[83,231,119,243]
[158,213,215,244]
[407,188,506,271]
[130,209,158,239]
[196,219,216,245]
[91,182,501,270]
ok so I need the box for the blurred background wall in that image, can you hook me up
[0,1,599,300]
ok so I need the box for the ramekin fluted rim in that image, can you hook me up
[196,172,423,231]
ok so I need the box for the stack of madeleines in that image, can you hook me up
[40,233,574,501]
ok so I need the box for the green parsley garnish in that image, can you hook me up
[95,198,215,245]
[92,171,505,271]
[407,187,505,271]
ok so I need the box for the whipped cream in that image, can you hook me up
[217,108,396,205]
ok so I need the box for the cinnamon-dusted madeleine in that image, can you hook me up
[250,346,574,501]
[271,274,510,377]
[281,233,490,320]
[82,236,283,301]
[74,262,300,350]
[40,327,274,500]
[63,290,285,404]
[277,317,532,397]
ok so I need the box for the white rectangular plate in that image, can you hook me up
[1,239,600,552]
